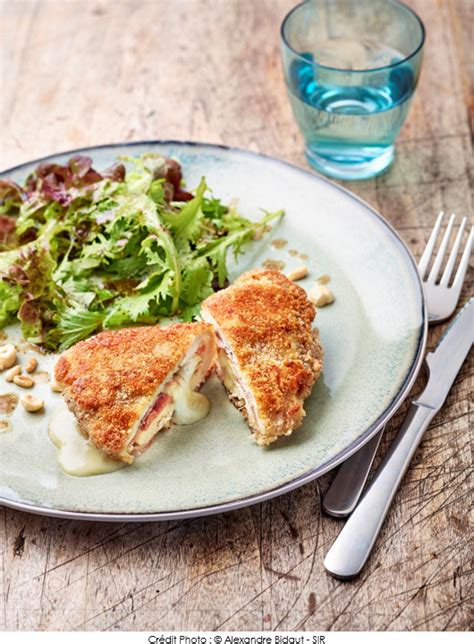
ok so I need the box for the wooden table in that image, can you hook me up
[1,0,472,632]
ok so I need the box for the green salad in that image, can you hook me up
[0,153,282,351]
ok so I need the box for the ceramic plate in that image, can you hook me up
[0,141,426,521]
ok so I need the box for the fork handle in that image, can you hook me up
[324,402,437,579]
[323,429,384,517]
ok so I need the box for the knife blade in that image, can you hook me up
[417,298,473,408]
[324,299,473,579]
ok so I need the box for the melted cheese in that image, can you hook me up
[170,386,210,425]
[218,348,237,392]
[166,355,210,425]
[48,401,125,477]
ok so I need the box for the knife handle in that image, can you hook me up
[323,429,384,517]
[324,403,437,579]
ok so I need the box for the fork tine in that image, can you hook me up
[418,211,444,278]
[427,213,456,283]
[440,218,467,286]
[452,226,473,290]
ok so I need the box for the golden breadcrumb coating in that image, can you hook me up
[54,323,215,462]
[201,269,323,444]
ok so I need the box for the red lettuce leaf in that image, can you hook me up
[25,155,126,206]
[102,162,126,182]
[0,215,17,250]
[1,238,60,342]
[0,179,25,202]
[164,159,193,202]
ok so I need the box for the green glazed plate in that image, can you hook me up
[0,141,426,521]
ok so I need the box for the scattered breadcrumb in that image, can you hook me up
[317,274,331,284]
[0,419,12,432]
[288,249,308,260]
[271,238,287,249]
[262,259,286,271]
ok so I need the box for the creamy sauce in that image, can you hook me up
[48,401,125,477]
[0,419,12,433]
[0,393,18,415]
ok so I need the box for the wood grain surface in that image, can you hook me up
[1,0,472,632]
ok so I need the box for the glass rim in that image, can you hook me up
[280,0,426,74]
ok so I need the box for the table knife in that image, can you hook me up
[324,298,473,579]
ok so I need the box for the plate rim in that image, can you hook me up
[0,139,428,521]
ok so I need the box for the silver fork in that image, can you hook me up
[323,212,473,518]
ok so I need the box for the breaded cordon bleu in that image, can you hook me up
[201,269,323,445]
[54,323,216,463]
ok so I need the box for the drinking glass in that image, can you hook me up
[280,0,425,180]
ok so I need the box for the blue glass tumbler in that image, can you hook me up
[280,0,425,180]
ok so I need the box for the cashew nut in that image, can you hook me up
[50,380,63,393]
[286,265,308,281]
[21,394,44,412]
[5,365,21,382]
[309,284,335,307]
[13,374,34,388]
[25,357,38,373]
[0,344,17,370]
